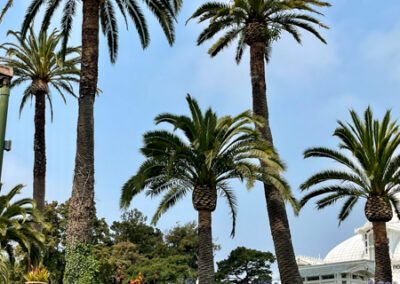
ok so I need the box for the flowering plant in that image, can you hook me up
[130,272,144,284]
[24,266,50,282]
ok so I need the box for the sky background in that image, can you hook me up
[1,0,400,279]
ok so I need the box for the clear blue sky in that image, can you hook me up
[1,0,400,278]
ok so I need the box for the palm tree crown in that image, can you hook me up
[300,107,400,282]
[22,0,178,63]
[188,0,330,63]
[300,107,400,222]
[121,95,296,236]
[0,28,80,118]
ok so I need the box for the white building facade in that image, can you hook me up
[296,217,400,284]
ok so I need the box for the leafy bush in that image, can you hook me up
[63,244,100,284]
[129,255,197,282]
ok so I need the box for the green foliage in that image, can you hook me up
[93,216,114,246]
[0,27,80,120]
[165,222,199,269]
[131,255,197,283]
[300,107,400,223]
[22,0,178,63]
[42,201,113,283]
[188,0,330,64]
[24,267,50,282]
[5,200,205,283]
[0,184,45,265]
[41,201,68,283]
[215,247,275,283]
[93,241,147,283]
[121,95,294,236]
[111,209,165,256]
[63,244,100,284]
[23,202,200,283]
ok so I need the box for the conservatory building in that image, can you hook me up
[296,217,400,284]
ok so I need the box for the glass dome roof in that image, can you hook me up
[324,234,366,263]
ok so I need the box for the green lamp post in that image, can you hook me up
[0,65,13,184]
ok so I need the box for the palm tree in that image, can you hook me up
[120,95,297,284]
[0,184,46,266]
[188,1,330,282]
[0,28,81,213]
[22,0,177,250]
[0,0,12,24]
[300,107,400,283]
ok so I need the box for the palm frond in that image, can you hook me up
[0,0,13,24]
[301,107,400,224]
[100,0,119,63]
[189,0,329,64]
[122,95,287,236]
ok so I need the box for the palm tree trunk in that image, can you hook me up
[250,42,302,284]
[66,0,99,246]
[197,210,215,284]
[33,92,46,213]
[372,221,392,282]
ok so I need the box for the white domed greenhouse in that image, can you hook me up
[296,217,400,284]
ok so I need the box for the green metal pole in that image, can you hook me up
[0,66,13,184]
[0,78,10,183]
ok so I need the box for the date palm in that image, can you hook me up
[0,0,12,24]
[0,184,46,266]
[22,0,177,251]
[120,95,297,284]
[300,107,400,283]
[188,1,330,283]
[0,28,81,213]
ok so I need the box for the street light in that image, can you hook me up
[0,65,13,185]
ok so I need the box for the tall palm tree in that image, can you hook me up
[120,95,297,284]
[0,28,81,213]
[0,0,12,24]
[300,107,400,283]
[0,184,46,266]
[188,1,330,282]
[22,0,177,250]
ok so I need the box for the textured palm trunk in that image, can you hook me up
[372,221,392,282]
[249,42,302,284]
[33,92,46,213]
[193,186,216,283]
[197,210,214,284]
[66,0,99,246]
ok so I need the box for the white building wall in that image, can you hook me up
[302,272,369,284]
